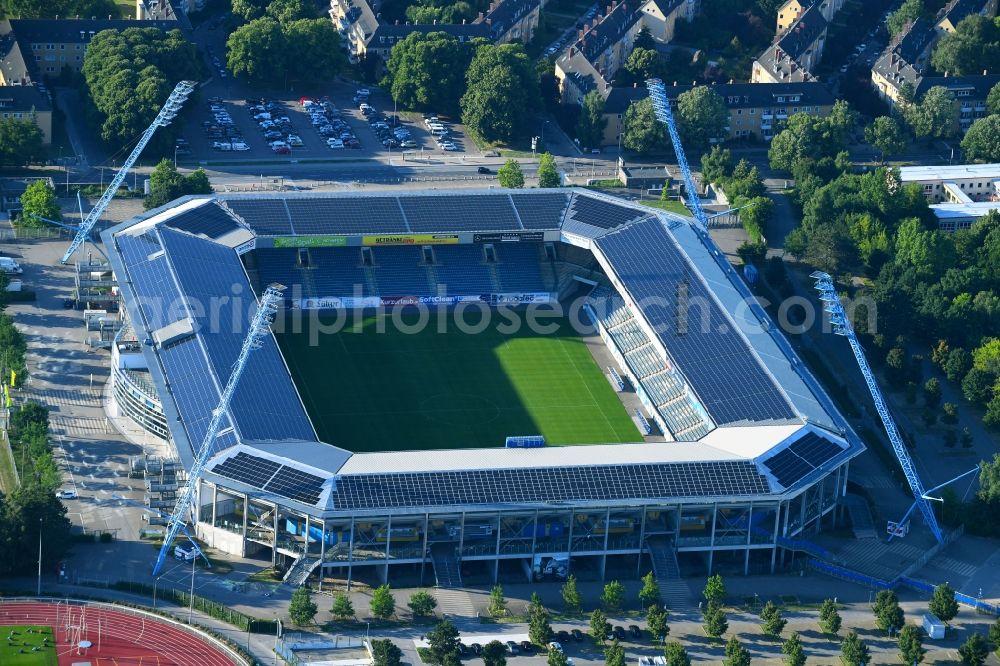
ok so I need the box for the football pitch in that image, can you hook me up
[276,311,641,452]
[0,626,57,666]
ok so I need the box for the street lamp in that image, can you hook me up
[188,551,196,624]
[153,575,161,609]
[174,144,180,168]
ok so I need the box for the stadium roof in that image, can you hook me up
[105,189,861,515]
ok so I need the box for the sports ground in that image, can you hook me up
[1,625,56,666]
[277,311,641,452]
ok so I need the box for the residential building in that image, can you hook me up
[934,0,995,34]
[899,162,1000,230]
[601,80,836,146]
[775,0,844,34]
[554,0,689,104]
[871,16,998,133]
[752,3,827,83]
[0,86,52,143]
[329,0,539,66]
[135,0,190,20]
[930,201,1000,230]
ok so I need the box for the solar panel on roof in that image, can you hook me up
[568,194,649,230]
[159,336,223,449]
[225,199,293,235]
[401,195,520,232]
[265,466,325,505]
[164,202,240,239]
[788,432,843,467]
[286,198,408,235]
[212,452,281,488]
[117,233,176,331]
[595,218,795,425]
[510,193,569,229]
[331,461,770,510]
[762,448,812,488]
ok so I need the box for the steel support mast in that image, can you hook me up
[62,80,195,264]
[811,271,943,543]
[152,284,285,575]
[645,78,709,230]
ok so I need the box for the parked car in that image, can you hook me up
[570,629,583,642]
[212,141,232,151]
[469,644,482,655]
[55,489,77,499]
[519,641,534,653]
[505,642,518,655]
[547,642,563,654]
[612,626,626,640]
[231,141,250,151]
[287,135,304,147]
[555,631,570,643]
[628,625,641,638]
[272,145,291,155]
[477,166,492,174]
[327,138,345,149]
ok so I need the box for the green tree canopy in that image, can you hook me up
[676,86,728,154]
[978,453,1000,503]
[898,625,925,665]
[289,586,318,626]
[703,574,726,604]
[887,0,923,36]
[928,583,959,623]
[488,584,508,617]
[482,641,507,666]
[961,115,1000,163]
[864,116,909,162]
[904,86,957,140]
[0,117,44,168]
[931,15,1000,76]
[385,32,478,116]
[227,18,287,86]
[0,484,73,575]
[760,600,787,638]
[232,0,268,20]
[19,181,60,227]
[497,159,525,188]
[958,632,988,666]
[840,631,870,666]
[144,161,214,210]
[722,636,751,666]
[283,19,346,87]
[576,90,607,150]
[528,592,553,646]
[408,590,437,618]
[371,640,402,666]
[604,639,626,666]
[623,98,667,155]
[0,0,118,18]
[561,574,582,613]
[332,592,355,620]
[267,0,315,23]
[601,580,625,612]
[702,601,728,638]
[460,43,539,143]
[663,641,690,666]
[371,584,396,619]
[537,152,560,188]
[427,620,461,665]
[872,590,905,633]
[988,81,1000,115]
[589,608,609,643]
[639,571,660,607]
[646,605,669,642]
[781,633,806,666]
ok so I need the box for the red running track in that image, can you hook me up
[0,601,240,666]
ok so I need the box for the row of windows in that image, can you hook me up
[1,112,25,119]
[923,181,994,191]
[31,43,85,51]
[726,94,802,104]
[35,55,81,62]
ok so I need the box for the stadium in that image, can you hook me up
[103,188,863,589]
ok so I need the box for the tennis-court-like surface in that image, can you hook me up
[276,311,641,452]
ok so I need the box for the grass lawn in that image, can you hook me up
[0,626,57,666]
[641,199,691,216]
[276,311,640,452]
[0,438,18,493]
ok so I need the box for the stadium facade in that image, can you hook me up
[103,189,863,587]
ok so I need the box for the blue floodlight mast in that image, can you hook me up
[61,80,195,265]
[811,271,944,544]
[152,284,286,576]
[645,78,709,231]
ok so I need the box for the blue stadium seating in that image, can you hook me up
[433,245,494,293]
[493,243,545,292]
[371,246,433,296]
[309,248,370,296]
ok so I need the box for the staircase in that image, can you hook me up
[363,266,378,294]
[645,536,691,609]
[283,554,322,587]
[843,494,878,539]
[487,264,502,292]
[430,543,463,588]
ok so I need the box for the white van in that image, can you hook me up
[174,544,196,561]
[0,257,22,274]
[922,614,945,639]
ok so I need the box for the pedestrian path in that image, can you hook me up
[434,589,477,619]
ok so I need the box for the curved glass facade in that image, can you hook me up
[112,366,169,440]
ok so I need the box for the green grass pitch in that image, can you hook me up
[0,626,57,666]
[276,311,641,452]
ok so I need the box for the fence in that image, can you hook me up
[807,559,1000,616]
[0,596,252,666]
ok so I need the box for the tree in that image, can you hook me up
[639,572,660,608]
[923,377,942,407]
[561,575,582,613]
[945,348,971,382]
[646,605,669,643]
[283,19,345,87]
[232,0,268,20]
[226,17,286,86]
[988,81,1000,116]
[461,44,539,143]
[332,592,355,620]
[872,590,905,634]
[928,583,959,624]
[371,639,403,666]
[676,86,728,154]
[623,47,663,84]
[528,592,553,646]
[703,574,726,605]
[930,15,1000,76]
[482,641,507,666]
[604,639,626,666]
[0,485,73,575]
[488,584,507,617]
[623,98,667,155]
[840,631,870,666]
[961,115,1000,163]
[958,632,988,666]
[601,580,625,612]
[977,453,1000,503]
[702,601,728,638]
[18,181,60,227]
[370,584,395,619]
[904,86,957,140]
[385,32,476,116]
[782,633,806,666]
[497,160,525,189]
[408,590,437,618]
[887,0,923,36]
[723,636,751,666]
[898,625,925,665]
[701,146,733,186]
[819,599,842,634]
[82,27,201,148]
[663,641,690,666]
[548,650,569,666]
[427,620,462,665]
[760,601,787,638]
[0,117,44,168]
[537,153,560,188]
[266,0,314,24]
[589,608,609,644]
[289,586,318,626]
[864,116,908,162]
[988,617,1000,649]
[145,161,214,210]
[576,90,607,150]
